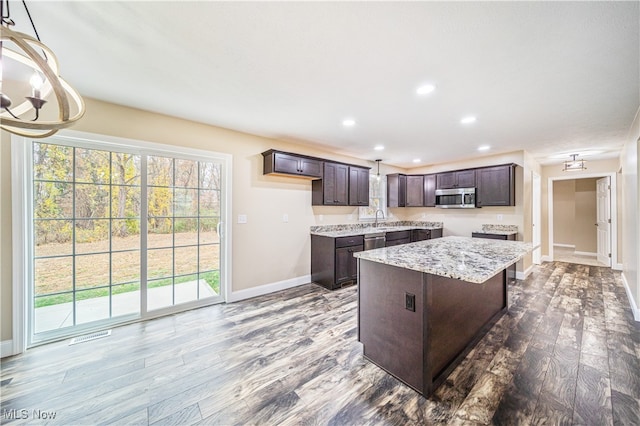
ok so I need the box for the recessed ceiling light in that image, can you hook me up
[478,145,490,151]
[342,119,356,127]
[412,158,421,163]
[416,84,435,95]
[374,145,384,151]
[461,116,477,124]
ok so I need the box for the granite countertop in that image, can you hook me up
[473,230,518,236]
[354,236,532,284]
[310,221,443,238]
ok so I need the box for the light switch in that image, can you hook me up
[238,214,247,224]
[283,214,289,223]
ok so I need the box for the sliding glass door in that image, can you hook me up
[29,137,228,345]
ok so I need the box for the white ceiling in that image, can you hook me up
[8,1,639,168]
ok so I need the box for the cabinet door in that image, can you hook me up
[335,246,362,282]
[323,162,349,205]
[456,170,476,188]
[424,174,436,207]
[387,174,407,207]
[436,172,456,189]
[476,165,515,206]
[299,158,322,178]
[273,152,303,175]
[349,166,370,206]
[406,175,425,207]
[411,229,431,242]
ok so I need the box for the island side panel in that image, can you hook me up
[358,259,425,392]
[427,271,507,382]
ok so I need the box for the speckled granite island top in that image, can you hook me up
[354,236,532,284]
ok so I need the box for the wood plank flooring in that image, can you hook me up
[1,262,639,425]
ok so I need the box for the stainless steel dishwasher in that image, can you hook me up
[364,232,386,250]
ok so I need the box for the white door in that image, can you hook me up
[532,172,541,264]
[596,177,611,266]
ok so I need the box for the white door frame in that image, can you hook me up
[596,177,612,266]
[11,130,233,355]
[547,172,618,269]
[532,171,542,264]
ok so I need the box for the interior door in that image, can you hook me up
[596,177,611,266]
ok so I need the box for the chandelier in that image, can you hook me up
[562,154,587,172]
[1,0,84,138]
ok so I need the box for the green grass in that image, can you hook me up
[35,270,221,308]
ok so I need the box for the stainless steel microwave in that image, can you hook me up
[435,187,476,208]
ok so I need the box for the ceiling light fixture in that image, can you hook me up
[562,154,587,172]
[342,118,356,127]
[1,0,85,138]
[478,145,490,151]
[416,84,435,95]
[460,116,477,124]
[374,145,384,151]
[412,158,421,163]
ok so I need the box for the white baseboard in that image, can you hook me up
[541,255,553,262]
[574,251,597,256]
[228,274,311,303]
[1,340,14,358]
[621,272,640,322]
[553,244,576,248]
[612,263,623,271]
[516,264,534,280]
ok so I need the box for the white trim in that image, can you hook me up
[516,264,534,280]
[553,243,576,249]
[621,272,640,322]
[574,251,597,257]
[228,275,311,303]
[541,255,553,262]
[547,172,618,269]
[11,137,29,356]
[1,340,14,358]
[612,263,623,271]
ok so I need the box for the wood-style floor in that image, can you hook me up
[1,262,639,425]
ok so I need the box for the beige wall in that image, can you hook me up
[540,158,621,263]
[553,180,576,246]
[621,107,639,317]
[574,179,597,253]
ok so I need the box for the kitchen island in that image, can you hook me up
[353,236,532,396]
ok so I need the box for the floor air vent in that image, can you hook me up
[69,330,112,345]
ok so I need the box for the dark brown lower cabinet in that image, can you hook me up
[411,228,443,242]
[472,232,517,283]
[358,259,507,396]
[311,235,363,290]
[385,230,411,247]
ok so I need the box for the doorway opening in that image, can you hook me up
[548,173,617,268]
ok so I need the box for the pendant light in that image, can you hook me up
[562,154,587,172]
[374,159,382,181]
[1,0,85,138]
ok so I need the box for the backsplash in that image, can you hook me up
[310,221,443,233]
[482,224,518,233]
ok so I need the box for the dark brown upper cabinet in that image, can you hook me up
[476,164,516,207]
[436,169,476,189]
[312,162,349,205]
[262,149,322,178]
[387,174,407,207]
[423,174,436,207]
[406,175,425,207]
[349,166,370,206]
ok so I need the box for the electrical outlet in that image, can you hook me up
[319,215,323,222]
[237,214,247,224]
[283,213,289,223]
[347,214,353,220]
[405,292,416,312]
[497,214,503,221]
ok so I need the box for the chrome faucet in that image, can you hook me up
[374,209,385,227]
